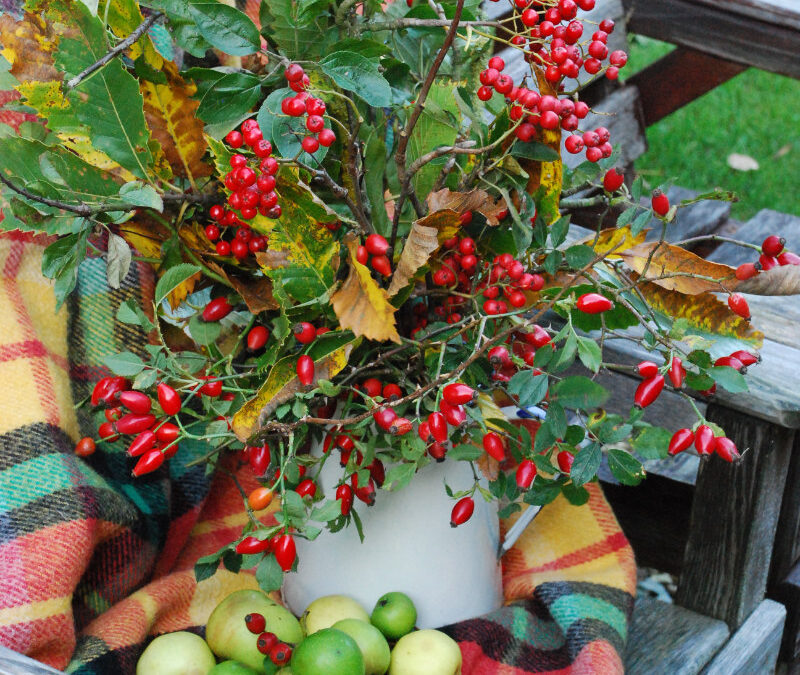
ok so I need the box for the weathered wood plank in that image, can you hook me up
[629,48,747,127]
[623,0,800,79]
[708,208,800,267]
[643,186,732,243]
[701,599,786,674]
[770,558,800,661]
[770,432,800,590]
[625,596,729,674]
[693,0,800,32]
[676,405,795,628]
[601,472,694,576]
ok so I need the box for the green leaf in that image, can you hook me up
[257,89,328,166]
[564,425,585,445]
[570,442,601,486]
[53,1,153,179]
[549,215,571,248]
[510,140,560,162]
[260,0,324,60]
[632,426,671,460]
[523,479,562,506]
[553,376,609,408]
[631,209,653,236]
[188,314,221,345]
[616,206,638,228]
[383,462,417,490]
[255,554,284,592]
[155,264,201,305]
[562,483,590,505]
[577,336,602,373]
[447,443,484,461]
[708,366,749,393]
[102,351,146,376]
[320,51,392,107]
[546,402,567,439]
[565,244,595,269]
[197,72,262,126]
[118,182,164,211]
[311,500,343,522]
[194,552,222,582]
[106,233,132,290]
[188,1,261,55]
[533,421,557,453]
[364,130,390,236]
[508,372,549,408]
[607,448,644,485]
[543,250,563,276]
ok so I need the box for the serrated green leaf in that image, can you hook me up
[119,181,164,211]
[565,244,594,269]
[607,448,644,485]
[447,443,484,461]
[194,552,222,582]
[260,0,324,60]
[508,372,549,408]
[543,250,563,276]
[311,500,343,522]
[383,462,417,490]
[255,554,284,591]
[197,72,262,126]
[549,215,570,248]
[708,366,749,393]
[102,350,146,376]
[553,376,609,408]
[577,336,602,373]
[155,264,201,305]
[321,51,392,107]
[188,1,261,55]
[632,426,671,460]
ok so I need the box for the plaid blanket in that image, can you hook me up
[0,232,636,674]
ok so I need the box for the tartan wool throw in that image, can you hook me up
[0,232,636,674]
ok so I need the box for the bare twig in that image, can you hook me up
[390,0,466,251]
[65,12,163,90]
[359,18,503,31]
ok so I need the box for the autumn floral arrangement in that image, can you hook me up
[1,0,796,588]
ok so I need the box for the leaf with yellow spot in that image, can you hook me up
[576,225,647,259]
[620,242,737,295]
[636,276,763,348]
[331,234,401,343]
[0,12,60,85]
[142,62,210,182]
[99,0,162,69]
[232,333,360,442]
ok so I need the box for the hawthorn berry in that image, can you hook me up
[296,355,315,386]
[225,130,243,148]
[576,293,613,314]
[651,189,670,216]
[318,128,336,146]
[74,437,96,457]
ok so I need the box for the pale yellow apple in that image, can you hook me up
[389,630,462,675]
[136,631,216,675]
[300,595,370,635]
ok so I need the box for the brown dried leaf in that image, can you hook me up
[620,242,737,295]
[426,188,508,226]
[0,12,61,84]
[331,234,401,343]
[214,259,279,314]
[141,62,211,182]
[118,218,169,259]
[387,221,441,296]
[734,264,800,295]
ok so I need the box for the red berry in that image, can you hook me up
[609,50,628,67]
[297,355,314,386]
[336,483,353,515]
[637,361,659,378]
[516,459,537,489]
[318,128,336,146]
[488,345,511,368]
[557,450,574,474]
[651,189,670,216]
[729,350,759,366]
[132,449,165,477]
[695,425,715,455]
[778,251,800,266]
[482,432,506,462]
[634,375,665,408]
[256,631,278,654]
[274,534,296,571]
[200,377,222,397]
[356,245,369,265]
[428,442,447,462]
[115,413,156,435]
[215,240,231,256]
[117,390,151,415]
[247,325,270,351]
[450,496,474,527]
[105,407,122,423]
[98,421,119,441]
[477,85,493,101]
[296,478,317,498]
[202,297,233,322]
[576,293,613,314]
[715,436,739,463]
[92,376,129,407]
[735,262,759,280]
[128,429,156,457]
[427,412,448,443]
[370,255,392,277]
[442,383,476,406]
[715,355,745,371]
[668,356,685,389]
[236,536,271,555]
[293,322,316,344]
[248,444,269,475]
[494,74,513,95]
[565,135,584,154]
[285,63,304,81]
[365,233,390,256]
[74,437,96,457]
[301,136,320,154]
[599,18,615,32]
[759,254,779,270]
[269,642,292,666]
[488,56,505,71]
[762,235,785,257]
[245,613,266,634]
[373,407,397,431]
[603,168,625,192]
[439,400,466,427]
[389,417,413,435]
[225,130,243,148]
[204,224,220,241]
[727,293,750,320]
[668,428,694,456]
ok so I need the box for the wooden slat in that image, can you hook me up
[770,432,800,589]
[675,405,795,628]
[693,0,800,32]
[623,0,800,79]
[625,596,729,674]
[643,186,732,243]
[628,48,746,127]
[701,599,786,674]
[770,557,800,661]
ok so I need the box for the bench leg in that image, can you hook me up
[675,404,795,629]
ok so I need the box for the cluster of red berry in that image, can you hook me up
[244,612,293,665]
[488,323,552,382]
[235,527,297,571]
[735,234,800,281]
[279,64,336,155]
[668,425,739,462]
[355,233,392,277]
[476,6,626,163]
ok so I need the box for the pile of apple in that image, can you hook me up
[136,590,462,675]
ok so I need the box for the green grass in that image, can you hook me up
[622,36,800,221]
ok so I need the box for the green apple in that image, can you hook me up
[291,628,365,675]
[389,630,462,675]
[210,661,260,675]
[332,619,391,675]
[276,669,294,674]
[136,631,216,675]
[206,590,303,671]
[300,595,370,635]
[370,592,417,641]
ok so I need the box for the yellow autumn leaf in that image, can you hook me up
[577,225,647,259]
[100,0,162,69]
[232,336,359,442]
[331,234,401,344]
